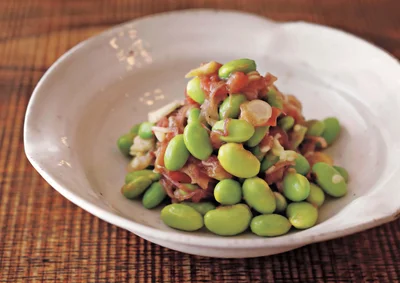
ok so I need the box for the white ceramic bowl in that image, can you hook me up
[24,10,400,258]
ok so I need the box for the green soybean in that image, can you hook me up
[261,153,279,172]
[121,176,152,199]
[218,143,260,178]
[161,204,204,232]
[293,154,310,175]
[142,182,166,209]
[278,116,295,131]
[321,117,340,145]
[183,123,213,160]
[251,214,292,237]
[214,179,242,205]
[246,126,269,147]
[218,59,256,79]
[306,183,325,207]
[306,120,325,136]
[333,165,349,182]
[219,94,247,119]
[164,134,190,171]
[187,107,201,124]
[274,192,288,213]
[266,89,283,109]
[125,170,161,184]
[312,162,347,197]
[138,122,154,139]
[177,183,199,196]
[283,172,311,202]
[181,202,216,216]
[250,145,266,161]
[212,119,255,143]
[243,177,276,214]
[186,77,206,104]
[291,124,307,148]
[286,202,318,229]
[204,204,252,236]
[117,133,135,156]
[130,123,141,135]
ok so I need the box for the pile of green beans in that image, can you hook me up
[117,59,349,237]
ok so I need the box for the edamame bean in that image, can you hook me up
[142,182,166,209]
[321,117,340,145]
[250,146,266,161]
[290,124,307,148]
[312,162,347,197]
[306,183,325,207]
[130,123,141,135]
[117,133,135,156]
[218,59,256,79]
[121,176,153,199]
[305,120,325,136]
[214,179,242,205]
[278,116,295,131]
[125,170,161,184]
[212,119,255,143]
[177,184,199,196]
[266,89,283,109]
[187,107,201,124]
[246,126,269,147]
[219,94,247,119]
[283,172,311,201]
[286,202,318,229]
[260,153,279,172]
[161,204,204,231]
[251,214,292,237]
[243,177,276,214]
[186,77,206,104]
[204,204,252,236]
[333,166,349,182]
[292,154,310,175]
[274,192,288,213]
[218,143,260,178]
[183,123,213,160]
[164,134,190,171]
[138,122,155,139]
[181,202,216,215]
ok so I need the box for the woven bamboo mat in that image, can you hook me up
[0,0,399,282]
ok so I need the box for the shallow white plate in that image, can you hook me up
[24,10,400,258]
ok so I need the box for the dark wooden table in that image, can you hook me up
[1,1,399,282]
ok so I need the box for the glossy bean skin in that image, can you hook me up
[204,204,252,236]
[164,134,190,171]
[246,126,269,147]
[212,119,255,143]
[138,122,155,139]
[274,192,288,213]
[290,124,307,149]
[242,177,276,214]
[283,172,311,202]
[306,183,325,207]
[117,133,135,156]
[286,202,318,229]
[177,183,199,196]
[293,154,310,175]
[218,143,260,178]
[183,122,213,160]
[218,59,256,79]
[161,204,204,232]
[187,107,201,124]
[260,153,279,172]
[278,116,295,131]
[321,117,340,145]
[312,162,347,197]
[125,170,161,184]
[250,146,266,161]
[121,176,153,199]
[251,214,292,237]
[181,202,216,216]
[333,166,349,182]
[219,94,247,119]
[214,179,242,205]
[305,120,325,136]
[130,123,141,135]
[142,182,166,209]
[186,77,206,104]
[265,89,283,109]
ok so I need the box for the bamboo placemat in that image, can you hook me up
[0,0,399,282]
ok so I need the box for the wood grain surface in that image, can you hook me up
[0,0,399,282]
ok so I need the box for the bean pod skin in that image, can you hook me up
[161,204,204,232]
